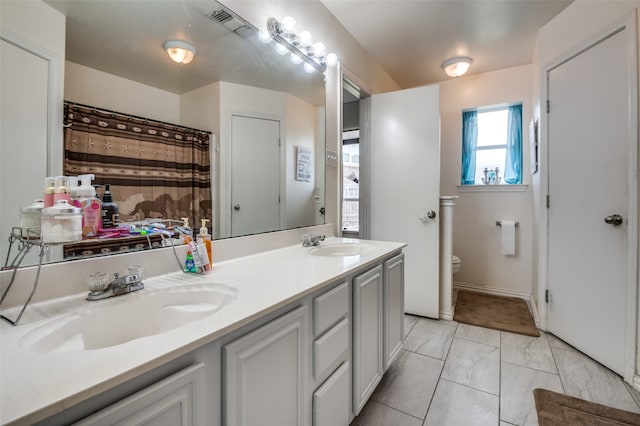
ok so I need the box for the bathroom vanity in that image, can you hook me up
[0,237,405,425]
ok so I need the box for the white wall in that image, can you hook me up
[64,62,180,123]
[217,81,318,237]
[440,65,534,297]
[285,95,318,229]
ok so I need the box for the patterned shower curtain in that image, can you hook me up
[63,102,211,229]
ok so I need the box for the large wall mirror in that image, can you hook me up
[1,0,326,267]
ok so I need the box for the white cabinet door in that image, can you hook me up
[74,364,205,426]
[352,265,383,415]
[223,306,309,426]
[384,253,405,370]
[313,362,350,426]
[370,85,440,318]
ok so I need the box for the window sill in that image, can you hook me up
[457,184,528,193]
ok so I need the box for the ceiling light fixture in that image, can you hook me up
[164,40,197,64]
[266,16,338,73]
[441,57,473,78]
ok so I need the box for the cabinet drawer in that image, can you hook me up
[314,317,349,378]
[313,362,350,426]
[313,281,349,336]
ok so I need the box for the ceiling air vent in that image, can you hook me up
[209,9,253,38]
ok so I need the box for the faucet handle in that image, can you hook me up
[302,234,311,246]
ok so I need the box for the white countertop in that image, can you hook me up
[0,237,404,425]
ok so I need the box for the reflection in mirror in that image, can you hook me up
[1,0,326,267]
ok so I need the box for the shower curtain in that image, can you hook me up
[63,101,211,229]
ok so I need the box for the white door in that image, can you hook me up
[547,23,636,376]
[231,115,281,237]
[370,85,440,318]
[1,39,50,267]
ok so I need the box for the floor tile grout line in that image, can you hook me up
[368,399,424,422]
[546,334,567,395]
[454,334,501,348]
[421,321,460,424]
[501,359,560,376]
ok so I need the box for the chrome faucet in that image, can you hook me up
[302,233,325,247]
[87,272,144,301]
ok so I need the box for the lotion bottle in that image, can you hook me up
[43,177,56,208]
[53,176,71,204]
[77,174,102,237]
[197,218,212,265]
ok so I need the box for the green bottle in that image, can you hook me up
[185,250,197,272]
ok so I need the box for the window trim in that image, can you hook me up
[456,184,528,193]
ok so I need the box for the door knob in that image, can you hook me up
[234,204,241,211]
[419,210,437,222]
[604,214,623,226]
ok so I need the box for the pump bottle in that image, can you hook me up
[77,174,102,237]
[197,218,213,265]
[43,177,56,208]
[53,176,71,204]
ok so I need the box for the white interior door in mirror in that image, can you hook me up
[370,85,440,318]
[1,39,49,266]
[231,115,281,237]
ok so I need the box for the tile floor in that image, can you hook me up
[351,314,640,426]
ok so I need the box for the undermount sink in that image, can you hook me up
[21,283,238,354]
[308,242,373,257]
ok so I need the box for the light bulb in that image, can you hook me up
[312,42,325,57]
[298,31,312,46]
[258,31,272,43]
[282,16,296,33]
[275,43,289,55]
[304,63,315,73]
[290,53,302,64]
[325,53,338,67]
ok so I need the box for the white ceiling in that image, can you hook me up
[321,0,573,88]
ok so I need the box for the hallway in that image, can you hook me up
[351,315,640,425]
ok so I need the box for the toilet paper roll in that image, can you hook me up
[501,220,516,256]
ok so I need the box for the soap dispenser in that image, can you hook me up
[101,184,119,229]
[43,177,56,208]
[77,174,102,237]
[197,218,212,264]
[53,176,71,204]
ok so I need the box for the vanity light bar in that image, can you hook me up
[265,17,338,73]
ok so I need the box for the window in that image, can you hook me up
[461,104,522,185]
[342,131,360,232]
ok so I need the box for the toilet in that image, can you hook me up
[452,255,461,275]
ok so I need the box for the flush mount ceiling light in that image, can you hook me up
[264,16,338,73]
[441,57,473,78]
[164,40,197,64]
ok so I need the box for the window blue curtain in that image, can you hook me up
[504,104,522,184]
[461,110,478,184]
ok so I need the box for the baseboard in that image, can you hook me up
[453,281,539,327]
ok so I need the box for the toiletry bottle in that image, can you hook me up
[69,176,80,207]
[180,217,192,244]
[53,176,71,204]
[43,177,56,208]
[77,174,102,237]
[197,218,212,265]
[101,184,119,229]
[185,250,197,272]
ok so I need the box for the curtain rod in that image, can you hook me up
[64,100,212,135]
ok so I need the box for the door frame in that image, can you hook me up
[340,66,372,239]
[539,12,638,382]
[221,111,285,238]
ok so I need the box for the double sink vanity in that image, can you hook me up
[0,237,406,425]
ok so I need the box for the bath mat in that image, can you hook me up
[534,388,640,425]
[453,290,540,337]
